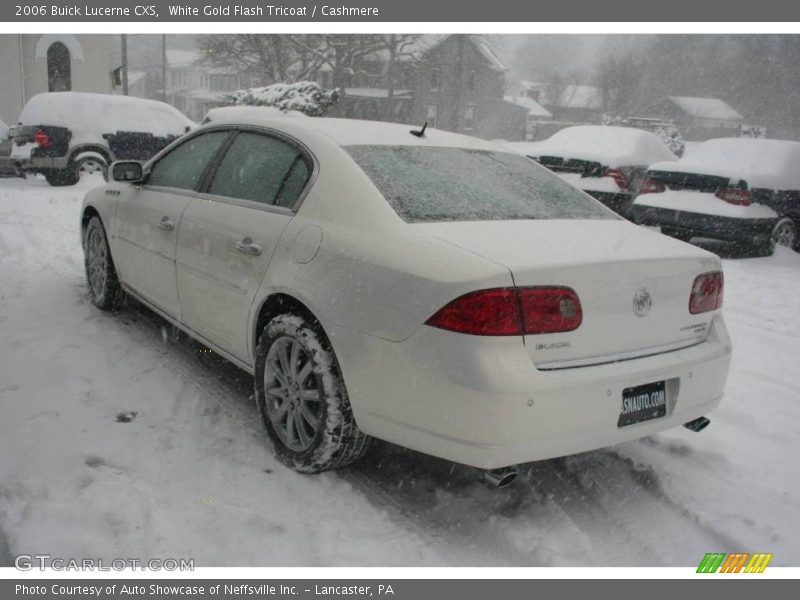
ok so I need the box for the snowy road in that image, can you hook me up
[1,176,798,567]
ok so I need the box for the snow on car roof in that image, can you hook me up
[18,92,196,139]
[648,137,800,191]
[201,114,504,151]
[202,106,308,124]
[514,125,677,166]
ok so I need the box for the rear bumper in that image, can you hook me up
[633,204,776,243]
[24,156,69,172]
[332,315,732,469]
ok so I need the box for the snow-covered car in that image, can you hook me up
[513,126,677,219]
[11,92,195,186]
[633,138,800,254]
[80,116,732,479]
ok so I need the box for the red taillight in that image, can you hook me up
[426,287,582,336]
[34,128,50,148]
[639,178,666,194]
[603,167,630,190]
[715,187,751,206]
[689,271,724,315]
[518,287,583,334]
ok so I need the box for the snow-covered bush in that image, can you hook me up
[601,113,685,156]
[221,81,340,117]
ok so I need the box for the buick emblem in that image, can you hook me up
[633,287,652,317]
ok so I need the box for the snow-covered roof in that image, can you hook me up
[667,96,743,121]
[520,125,677,166]
[345,88,413,99]
[519,81,603,110]
[166,49,199,68]
[424,35,507,72]
[648,137,800,190]
[503,95,552,118]
[18,92,195,140]
[125,70,147,86]
[199,115,503,151]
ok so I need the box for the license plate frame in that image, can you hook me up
[618,380,667,427]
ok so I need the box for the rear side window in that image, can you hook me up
[208,132,310,206]
[147,131,229,191]
[345,145,616,223]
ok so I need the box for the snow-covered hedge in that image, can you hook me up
[221,81,340,117]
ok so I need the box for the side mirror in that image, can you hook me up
[111,161,144,183]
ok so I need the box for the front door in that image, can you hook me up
[113,130,231,318]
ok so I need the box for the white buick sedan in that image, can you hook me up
[81,114,732,482]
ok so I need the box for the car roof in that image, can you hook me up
[200,111,503,152]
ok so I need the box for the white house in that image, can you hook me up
[0,34,112,125]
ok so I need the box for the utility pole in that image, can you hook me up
[161,34,168,102]
[121,34,129,95]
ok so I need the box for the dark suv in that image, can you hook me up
[9,92,194,186]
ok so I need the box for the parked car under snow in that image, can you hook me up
[80,116,731,479]
[9,92,195,186]
[507,126,677,219]
[633,138,800,254]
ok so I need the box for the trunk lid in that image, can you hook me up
[415,219,722,369]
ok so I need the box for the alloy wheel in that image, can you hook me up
[264,336,323,452]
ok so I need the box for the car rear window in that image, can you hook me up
[345,145,616,223]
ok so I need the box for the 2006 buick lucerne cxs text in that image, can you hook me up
[80,112,732,482]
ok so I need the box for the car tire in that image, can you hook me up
[770,217,797,253]
[45,169,79,187]
[255,312,372,473]
[83,216,123,310]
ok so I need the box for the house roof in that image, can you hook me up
[166,49,199,68]
[424,35,507,72]
[666,96,743,120]
[503,95,552,118]
[345,88,413,99]
[519,81,603,110]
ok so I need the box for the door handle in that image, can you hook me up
[235,237,263,256]
[158,216,175,231]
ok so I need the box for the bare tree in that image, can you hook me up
[379,34,421,121]
[596,54,644,116]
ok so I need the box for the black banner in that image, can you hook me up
[3,0,800,22]
[3,580,798,600]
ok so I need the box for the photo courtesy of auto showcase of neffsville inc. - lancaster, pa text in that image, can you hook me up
[0,0,799,596]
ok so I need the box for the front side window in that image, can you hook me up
[346,145,616,223]
[208,132,310,206]
[146,131,229,191]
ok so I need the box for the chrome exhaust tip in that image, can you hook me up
[482,467,519,488]
[684,416,711,432]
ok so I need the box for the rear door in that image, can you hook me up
[114,130,232,318]
[176,129,313,362]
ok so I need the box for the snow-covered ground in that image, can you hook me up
[0,175,798,567]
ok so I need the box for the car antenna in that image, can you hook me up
[410,121,428,137]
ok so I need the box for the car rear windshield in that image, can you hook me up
[345,145,615,222]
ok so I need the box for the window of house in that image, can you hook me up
[426,105,438,129]
[47,42,71,92]
[464,105,475,131]
[430,68,440,91]
[466,71,476,91]
[146,131,229,191]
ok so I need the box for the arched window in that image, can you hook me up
[47,42,71,92]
